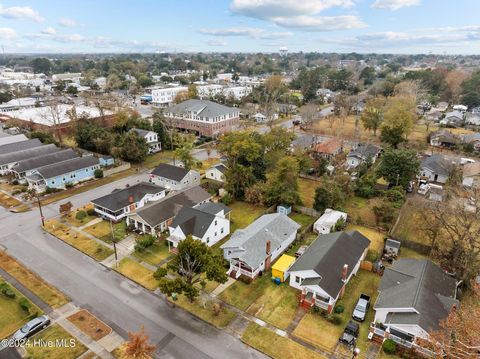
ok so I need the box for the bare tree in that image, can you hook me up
[299,103,317,130]
[40,99,65,145]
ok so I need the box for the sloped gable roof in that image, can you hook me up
[151,163,191,182]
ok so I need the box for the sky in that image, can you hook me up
[1,0,480,54]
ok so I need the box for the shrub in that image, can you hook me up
[153,267,167,280]
[334,304,344,314]
[2,287,16,299]
[45,187,54,194]
[86,208,95,216]
[220,193,232,205]
[94,169,104,178]
[65,182,74,189]
[19,297,31,312]
[382,339,397,354]
[134,235,155,252]
[311,306,321,314]
[326,314,342,325]
[75,210,87,220]
[366,249,379,262]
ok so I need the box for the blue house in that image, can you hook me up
[26,156,100,193]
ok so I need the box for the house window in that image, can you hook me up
[215,232,217,236]
[221,228,224,234]
[207,237,210,243]
[214,220,217,226]
[295,276,302,284]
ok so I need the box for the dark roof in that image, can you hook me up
[171,206,216,238]
[166,99,238,118]
[289,231,370,298]
[0,138,43,155]
[91,182,165,211]
[151,163,191,182]
[36,156,100,179]
[11,148,78,173]
[0,144,59,166]
[421,155,452,177]
[212,163,227,174]
[375,259,458,332]
[348,143,381,160]
[195,202,231,215]
[133,186,211,227]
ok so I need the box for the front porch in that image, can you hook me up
[227,260,260,280]
[299,289,331,312]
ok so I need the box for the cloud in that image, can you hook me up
[207,39,227,46]
[0,5,44,22]
[229,0,364,31]
[58,18,78,27]
[199,26,293,39]
[41,27,56,35]
[0,27,16,39]
[372,0,420,11]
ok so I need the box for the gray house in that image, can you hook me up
[373,259,458,346]
[346,144,381,169]
[150,163,200,191]
[419,155,452,184]
[221,213,300,280]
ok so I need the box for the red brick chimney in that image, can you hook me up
[341,264,348,283]
[266,240,271,255]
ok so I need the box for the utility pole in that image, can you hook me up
[110,219,118,268]
[37,195,45,227]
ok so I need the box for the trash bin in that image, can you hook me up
[172,292,178,301]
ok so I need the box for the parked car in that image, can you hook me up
[352,293,371,321]
[339,321,359,346]
[13,315,50,340]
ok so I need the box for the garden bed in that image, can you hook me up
[67,309,112,341]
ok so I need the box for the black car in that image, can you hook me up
[13,315,50,340]
[339,321,359,346]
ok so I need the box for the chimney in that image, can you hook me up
[266,240,271,255]
[341,264,348,282]
[128,195,134,204]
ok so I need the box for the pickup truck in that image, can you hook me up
[339,321,359,346]
[352,294,371,322]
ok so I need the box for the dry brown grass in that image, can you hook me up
[67,309,112,341]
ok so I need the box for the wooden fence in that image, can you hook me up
[104,162,131,177]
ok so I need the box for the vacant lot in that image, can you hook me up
[289,212,315,231]
[116,258,158,290]
[0,251,68,308]
[68,309,111,341]
[44,219,113,261]
[292,270,381,353]
[0,279,42,339]
[229,201,267,232]
[0,192,22,208]
[25,324,87,359]
[219,272,299,329]
[298,178,319,208]
[64,205,96,227]
[173,294,237,329]
[132,241,171,266]
[392,197,429,245]
[242,323,327,359]
[84,221,127,244]
[346,224,386,253]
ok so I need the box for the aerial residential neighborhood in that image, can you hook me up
[0,1,479,359]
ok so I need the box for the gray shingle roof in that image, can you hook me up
[130,128,151,138]
[91,182,165,211]
[195,202,231,216]
[421,155,452,177]
[166,99,238,118]
[0,144,59,166]
[11,148,78,173]
[151,163,191,182]
[171,206,216,238]
[0,138,43,155]
[375,259,458,332]
[221,213,300,269]
[289,231,371,298]
[348,143,381,161]
[35,156,99,179]
[133,186,211,227]
[212,163,227,174]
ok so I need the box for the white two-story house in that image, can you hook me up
[150,163,200,191]
[129,128,161,154]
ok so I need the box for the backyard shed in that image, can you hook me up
[272,254,296,283]
[277,204,292,215]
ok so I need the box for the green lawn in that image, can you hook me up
[219,272,299,329]
[293,270,381,353]
[142,150,175,169]
[0,280,43,339]
[392,198,428,245]
[346,224,386,253]
[229,201,267,232]
[116,258,158,290]
[84,221,127,244]
[64,205,96,227]
[172,295,237,329]
[132,241,172,266]
[242,323,328,359]
[25,324,87,359]
[289,212,314,231]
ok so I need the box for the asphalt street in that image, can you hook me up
[0,174,267,359]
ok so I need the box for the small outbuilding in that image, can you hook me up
[277,204,292,215]
[313,208,347,234]
[271,254,296,283]
[384,239,401,256]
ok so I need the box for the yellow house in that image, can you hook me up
[271,254,296,282]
